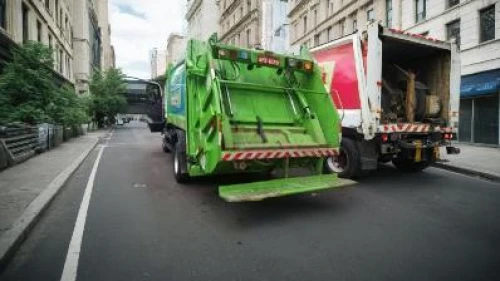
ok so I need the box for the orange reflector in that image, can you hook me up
[303,61,313,71]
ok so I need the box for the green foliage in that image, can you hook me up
[0,42,89,126]
[88,68,127,127]
[0,42,56,124]
[48,86,90,125]
[0,42,128,128]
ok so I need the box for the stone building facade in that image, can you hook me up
[218,0,288,51]
[186,0,220,41]
[0,0,74,81]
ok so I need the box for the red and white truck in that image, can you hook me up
[311,23,461,178]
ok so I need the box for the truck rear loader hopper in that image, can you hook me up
[150,35,356,202]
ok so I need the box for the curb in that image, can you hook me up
[433,163,500,183]
[0,137,100,270]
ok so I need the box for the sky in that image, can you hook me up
[109,0,185,79]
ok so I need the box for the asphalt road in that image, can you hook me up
[1,122,500,281]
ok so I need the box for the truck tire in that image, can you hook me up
[162,135,171,153]
[173,130,189,183]
[392,159,430,172]
[324,137,362,179]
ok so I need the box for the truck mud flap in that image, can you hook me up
[219,174,356,202]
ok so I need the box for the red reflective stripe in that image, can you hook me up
[264,152,274,159]
[293,151,301,157]
[222,153,232,161]
[233,152,244,160]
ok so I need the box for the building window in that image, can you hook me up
[246,28,251,47]
[314,9,318,27]
[353,19,357,32]
[314,34,320,46]
[339,19,345,37]
[54,45,59,69]
[327,26,332,41]
[48,33,53,48]
[247,0,251,13]
[446,19,460,47]
[55,0,59,21]
[303,15,308,34]
[0,0,6,29]
[240,5,243,17]
[45,0,50,10]
[22,4,29,43]
[37,20,42,42]
[416,0,426,22]
[323,0,329,18]
[448,0,459,8]
[65,15,68,36]
[367,8,374,22]
[59,49,63,73]
[480,5,495,43]
[386,0,393,27]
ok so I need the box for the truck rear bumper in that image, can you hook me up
[221,147,338,161]
[219,174,356,202]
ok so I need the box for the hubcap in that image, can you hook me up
[327,150,348,173]
[174,150,179,175]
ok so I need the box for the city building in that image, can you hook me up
[73,0,103,94]
[166,33,187,66]
[289,0,499,146]
[150,48,168,79]
[288,0,385,49]
[0,0,74,82]
[186,0,219,41]
[97,0,115,69]
[218,0,289,51]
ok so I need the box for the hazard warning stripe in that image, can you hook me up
[378,124,454,134]
[221,148,339,161]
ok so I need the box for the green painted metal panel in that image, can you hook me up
[219,174,356,202]
[162,34,351,201]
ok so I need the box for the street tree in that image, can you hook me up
[0,42,89,127]
[88,68,128,127]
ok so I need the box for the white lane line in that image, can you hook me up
[59,145,105,281]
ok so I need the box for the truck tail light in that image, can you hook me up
[381,134,389,142]
[287,58,314,72]
[444,133,453,140]
[303,61,314,71]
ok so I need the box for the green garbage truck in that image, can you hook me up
[149,35,355,202]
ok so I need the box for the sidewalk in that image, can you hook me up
[0,130,107,268]
[435,144,500,182]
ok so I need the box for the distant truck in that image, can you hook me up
[311,23,460,178]
[149,35,355,202]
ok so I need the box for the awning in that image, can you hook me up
[461,68,500,97]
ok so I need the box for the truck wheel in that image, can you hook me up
[173,131,189,183]
[324,137,362,179]
[162,135,171,153]
[392,159,430,172]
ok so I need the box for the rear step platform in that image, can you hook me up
[219,174,356,202]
